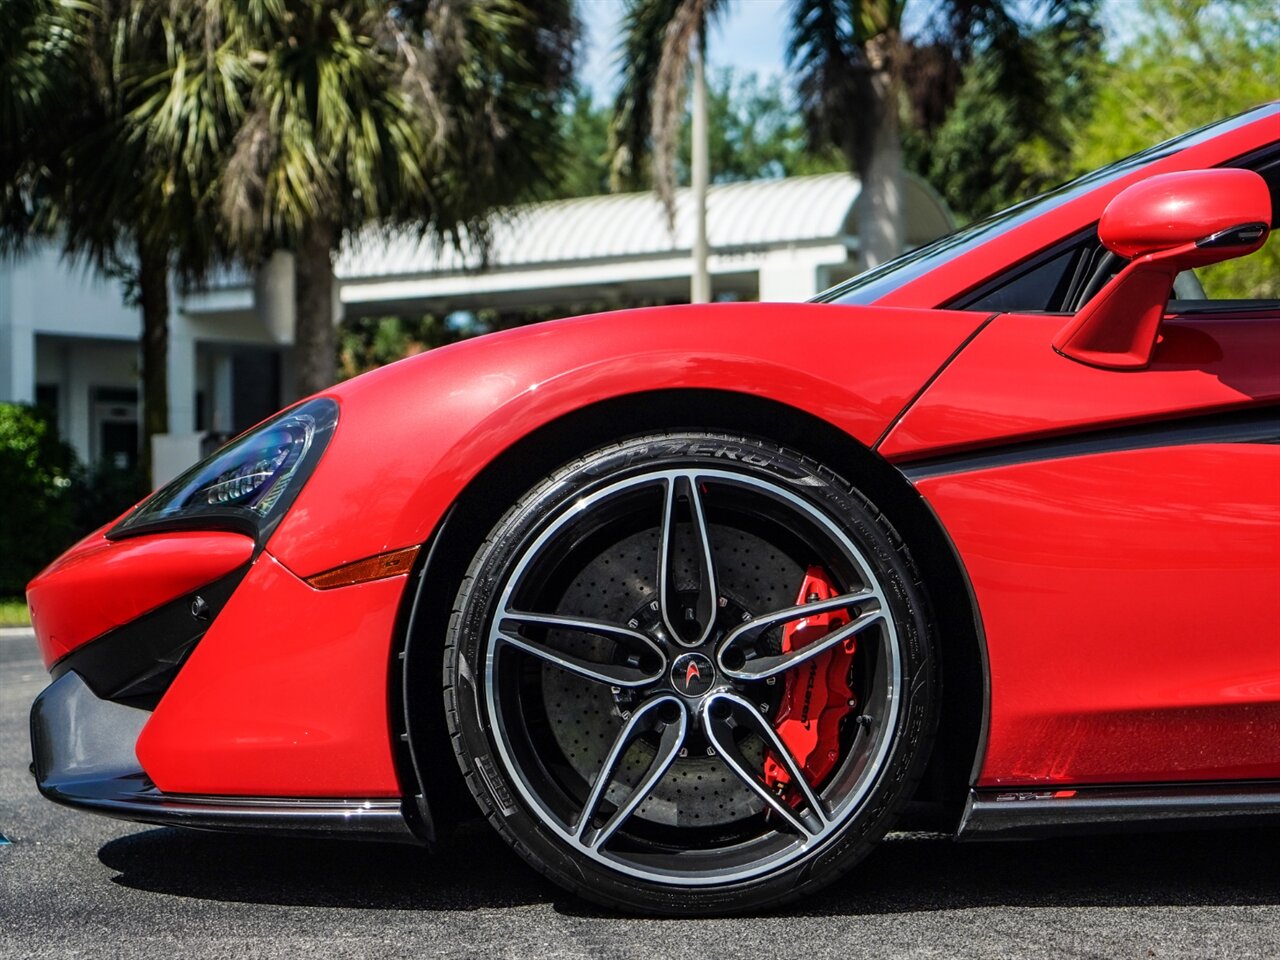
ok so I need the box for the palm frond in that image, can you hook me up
[609,0,683,191]
[787,0,877,168]
[651,0,726,223]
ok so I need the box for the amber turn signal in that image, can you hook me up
[305,545,420,589]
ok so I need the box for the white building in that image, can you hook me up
[0,173,952,482]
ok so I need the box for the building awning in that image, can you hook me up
[184,171,953,318]
[338,172,952,281]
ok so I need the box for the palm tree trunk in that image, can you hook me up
[294,220,338,397]
[137,239,169,485]
[856,35,905,270]
[690,35,711,303]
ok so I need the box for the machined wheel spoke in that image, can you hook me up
[701,694,818,837]
[497,611,665,687]
[575,697,688,850]
[716,692,830,827]
[719,600,884,682]
[659,474,718,647]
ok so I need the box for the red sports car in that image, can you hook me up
[27,104,1280,915]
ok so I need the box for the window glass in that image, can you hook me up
[959,248,1080,313]
[812,105,1279,308]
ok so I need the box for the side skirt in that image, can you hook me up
[957,782,1280,840]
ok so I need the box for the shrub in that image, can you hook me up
[71,460,148,536]
[0,404,77,595]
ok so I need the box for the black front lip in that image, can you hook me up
[30,670,421,844]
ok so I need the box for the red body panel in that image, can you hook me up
[891,305,1280,785]
[917,444,1280,785]
[26,530,255,667]
[135,551,403,797]
[267,303,987,579]
[880,312,1280,461]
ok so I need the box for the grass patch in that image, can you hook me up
[0,598,30,627]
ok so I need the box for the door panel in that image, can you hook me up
[881,309,1280,786]
[916,443,1280,786]
[879,312,1280,462]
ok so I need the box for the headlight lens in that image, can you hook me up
[110,398,338,540]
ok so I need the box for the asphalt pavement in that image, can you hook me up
[2,628,1277,959]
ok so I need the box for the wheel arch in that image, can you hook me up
[395,388,986,835]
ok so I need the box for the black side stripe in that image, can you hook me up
[901,406,1280,481]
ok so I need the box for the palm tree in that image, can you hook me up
[0,1,232,478]
[612,0,1096,278]
[199,0,578,397]
[0,0,84,245]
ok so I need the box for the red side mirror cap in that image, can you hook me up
[1054,168,1271,370]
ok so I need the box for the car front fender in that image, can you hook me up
[266,302,989,578]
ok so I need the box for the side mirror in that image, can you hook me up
[1053,168,1271,369]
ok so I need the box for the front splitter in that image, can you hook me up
[30,671,420,844]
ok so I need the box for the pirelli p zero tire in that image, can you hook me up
[443,433,937,915]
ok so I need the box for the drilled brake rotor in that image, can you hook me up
[541,524,803,827]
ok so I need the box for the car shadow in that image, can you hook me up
[793,827,1280,919]
[100,821,1280,915]
[98,820,554,911]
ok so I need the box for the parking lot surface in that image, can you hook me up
[2,629,1277,959]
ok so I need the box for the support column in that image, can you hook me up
[758,253,825,302]
[211,351,235,435]
[0,322,35,404]
[690,38,711,304]
[167,326,197,435]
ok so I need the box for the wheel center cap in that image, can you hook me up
[671,652,715,697]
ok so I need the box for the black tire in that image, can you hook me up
[442,433,936,915]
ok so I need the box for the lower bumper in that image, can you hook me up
[30,671,420,844]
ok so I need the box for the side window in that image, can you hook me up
[952,232,1095,313]
[958,247,1081,313]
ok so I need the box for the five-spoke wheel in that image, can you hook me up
[445,434,935,914]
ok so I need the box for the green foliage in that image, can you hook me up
[609,0,686,191]
[0,0,90,245]
[554,89,614,199]
[339,314,469,379]
[683,69,845,184]
[555,70,843,199]
[907,4,1103,223]
[0,404,76,596]
[70,460,148,538]
[1070,0,1279,300]
[0,402,150,595]
[0,598,31,627]
[1072,0,1277,172]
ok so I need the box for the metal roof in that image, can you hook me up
[338,173,912,281]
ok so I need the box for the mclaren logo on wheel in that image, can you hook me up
[671,652,715,697]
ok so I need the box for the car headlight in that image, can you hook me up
[109,398,338,541]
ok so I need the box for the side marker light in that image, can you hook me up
[305,545,421,590]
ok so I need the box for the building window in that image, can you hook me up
[91,387,139,472]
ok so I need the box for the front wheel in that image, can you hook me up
[443,433,936,914]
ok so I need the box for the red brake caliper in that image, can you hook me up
[762,565,857,804]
